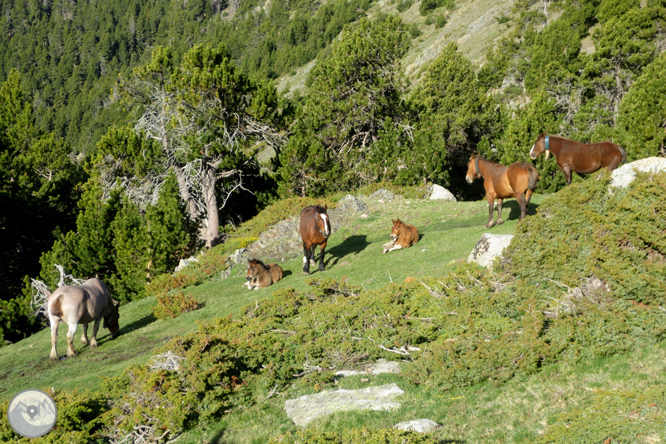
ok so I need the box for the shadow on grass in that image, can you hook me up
[326,235,370,267]
[504,200,540,221]
[119,313,157,335]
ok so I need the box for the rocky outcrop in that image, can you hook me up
[467,233,514,268]
[610,157,666,189]
[429,184,457,202]
[394,419,442,433]
[284,383,405,426]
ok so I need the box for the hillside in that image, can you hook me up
[1,169,666,443]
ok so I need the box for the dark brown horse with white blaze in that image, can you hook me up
[529,133,627,185]
[299,205,331,274]
[243,258,283,290]
[466,155,539,228]
[47,278,120,360]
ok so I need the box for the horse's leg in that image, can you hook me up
[486,196,496,228]
[318,241,327,272]
[302,242,311,274]
[387,242,403,253]
[65,321,78,357]
[562,164,572,185]
[49,317,60,361]
[516,194,527,221]
[496,198,505,225]
[90,318,102,349]
[81,323,89,345]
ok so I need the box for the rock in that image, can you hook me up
[610,157,666,189]
[430,184,457,202]
[369,189,397,201]
[284,383,404,426]
[467,233,514,268]
[394,419,441,433]
[227,248,247,265]
[337,194,368,212]
[365,359,401,375]
[174,256,199,272]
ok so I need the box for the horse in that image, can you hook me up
[299,205,331,274]
[47,278,120,360]
[242,259,283,290]
[382,219,419,254]
[466,154,539,227]
[529,133,627,185]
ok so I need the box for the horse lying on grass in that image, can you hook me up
[47,278,120,360]
[382,218,419,254]
[466,154,539,227]
[242,259,283,290]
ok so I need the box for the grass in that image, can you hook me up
[180,342,666,444]
[2,190,665,443]
[0,195,540,402]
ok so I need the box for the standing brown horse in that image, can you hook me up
[466,154,539,227]
[243,259,283,290]
[529,133,627,185]
[382,219,419,254]
[299,205,331,274]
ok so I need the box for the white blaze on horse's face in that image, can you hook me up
[529,143,536,159]
[319,213,330,238]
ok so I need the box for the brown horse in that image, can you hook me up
[382,219,419,254]
[47,278,120,360]
[243,259,283,290]
[529,133,627,185]
[466,154,539,227]
[299,205,331,274]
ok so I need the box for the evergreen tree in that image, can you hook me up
[145,172,197,276]
[278,15,410,196]
[616,51,666,160]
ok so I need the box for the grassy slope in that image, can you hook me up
[0,195,537,402]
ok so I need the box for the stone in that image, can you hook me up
[365,359,401,375]
[337,194,368,212]
[467,233,514,268]
[609,157,666,189]
[430,184,457,202]
[227,248,247,265]
[394,419,441,433]
[284,383,404,426]
[174,256,199,272]
[369,189,397,201]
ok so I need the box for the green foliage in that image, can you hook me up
[409,43,499,197]
[537,386,666,443]
[145,172,198,276]
[616,51,666,159]
[396,0,413,13]
[419,0,454,16]
[0,294,37,346]
[153,291,200,319]
[279,15,411,196]
[270,428,442,443]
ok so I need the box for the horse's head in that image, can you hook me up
[103,300,120,337]
[246,259,259,281]
[390,219,403,241]
[530,133,550,160]
[466,155,481,184]
[316,206,331,239]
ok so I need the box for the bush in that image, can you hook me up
[269,428,442,443]
[152,291,200,319]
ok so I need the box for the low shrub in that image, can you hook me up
[269,428,442,444]
[152,291,200,319]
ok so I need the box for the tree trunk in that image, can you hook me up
[202,166,220,248]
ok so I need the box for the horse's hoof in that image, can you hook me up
[49,354,58,361]
[496,220,504,226]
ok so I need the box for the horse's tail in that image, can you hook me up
[619,145,627,165]
[528,165,539,191]
[50,293,64,317]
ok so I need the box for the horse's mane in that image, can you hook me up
[252,259,270,270]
